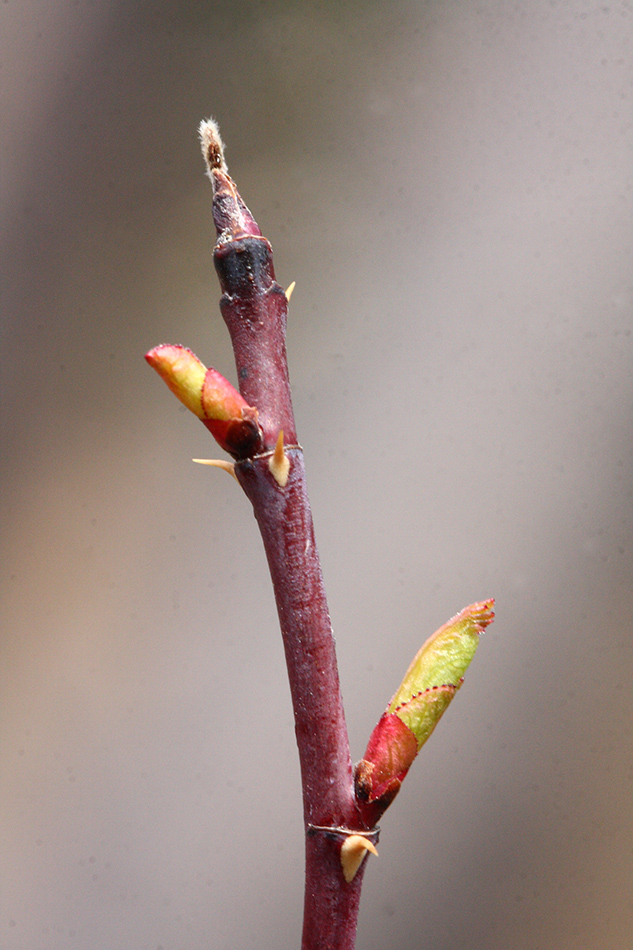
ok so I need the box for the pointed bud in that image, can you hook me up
[355,600,494,818]
[198,117,262,239]
[145,344,207,418]
[145,344,262,457]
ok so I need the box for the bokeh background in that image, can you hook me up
[2,2,632,948]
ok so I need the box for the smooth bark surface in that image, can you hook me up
[236,452,370,949]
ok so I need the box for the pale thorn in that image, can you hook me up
[269,430,290,488]
[198,117,228,178]
[340,835,379,884]
[285,280,296,302]
[192,458,237,480]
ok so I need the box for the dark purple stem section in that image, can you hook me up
[236,451,352,821]
[236,452,368,949]
[212,169,296,449]
[210,165,372,948]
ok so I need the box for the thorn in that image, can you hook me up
[340,835,379,884]
[285,280,296,302]
[268,431,290,488]
[192,458,237,480]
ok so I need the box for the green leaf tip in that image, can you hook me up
[355,599,494,819]
[387,598,494,736]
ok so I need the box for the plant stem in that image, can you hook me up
[236,452,369,949]
[236,452,354,823]
[147,120,495,949]
[201,121,372,947]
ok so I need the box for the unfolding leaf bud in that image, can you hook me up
[145,344,207,418]
[355,600,494,819]
[145,344,262,457]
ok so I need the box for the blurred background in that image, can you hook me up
[2,1,632,948]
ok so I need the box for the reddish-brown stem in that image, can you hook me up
[206,140,373,947]
[236,451,353,822]
[236,452,370,949]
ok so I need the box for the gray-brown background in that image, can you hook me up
[2,2,632,948]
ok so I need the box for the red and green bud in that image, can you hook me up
[355,599,494,819]
[145,344,262,458]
